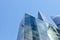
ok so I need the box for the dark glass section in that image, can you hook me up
[56,28,60,34]
[38,12,43,21]
[57,24,60,28]
[25,14,40,40]
[25,14,30,25]
[29,16,40,40]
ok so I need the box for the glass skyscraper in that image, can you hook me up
[17,12,50,40]
[17,12,60,40]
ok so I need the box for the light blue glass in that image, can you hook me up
[17,13,50,40]
[51,16,60,29]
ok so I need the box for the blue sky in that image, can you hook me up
[0,0,60,40]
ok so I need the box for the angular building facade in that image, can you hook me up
[17,14,40,40]
[51,15,60,29]
[17,12,60,40]
[48,15,60,40]
[17,12,50,40]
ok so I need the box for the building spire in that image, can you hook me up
[38,11,48,26]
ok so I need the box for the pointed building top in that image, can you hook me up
[38,11,43,21]
[25,13,35,18]
[38,11,48,26]
[38,11,48,22]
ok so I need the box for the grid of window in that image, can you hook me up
[24,15,40,40]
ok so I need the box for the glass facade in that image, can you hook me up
[48,24,60,40]
[51,15,60,29]
[17,13,50,40]
[17,14,40,40]
[17,13,60,40]
[38,12,50,40]
[24,14,40,40]
[48,15,60,40]
[38,12,48,27]
[36,19,50,40]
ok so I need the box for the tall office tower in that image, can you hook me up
[48,15,60,40]
[17,13,50,40]
[17,14,40,40]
